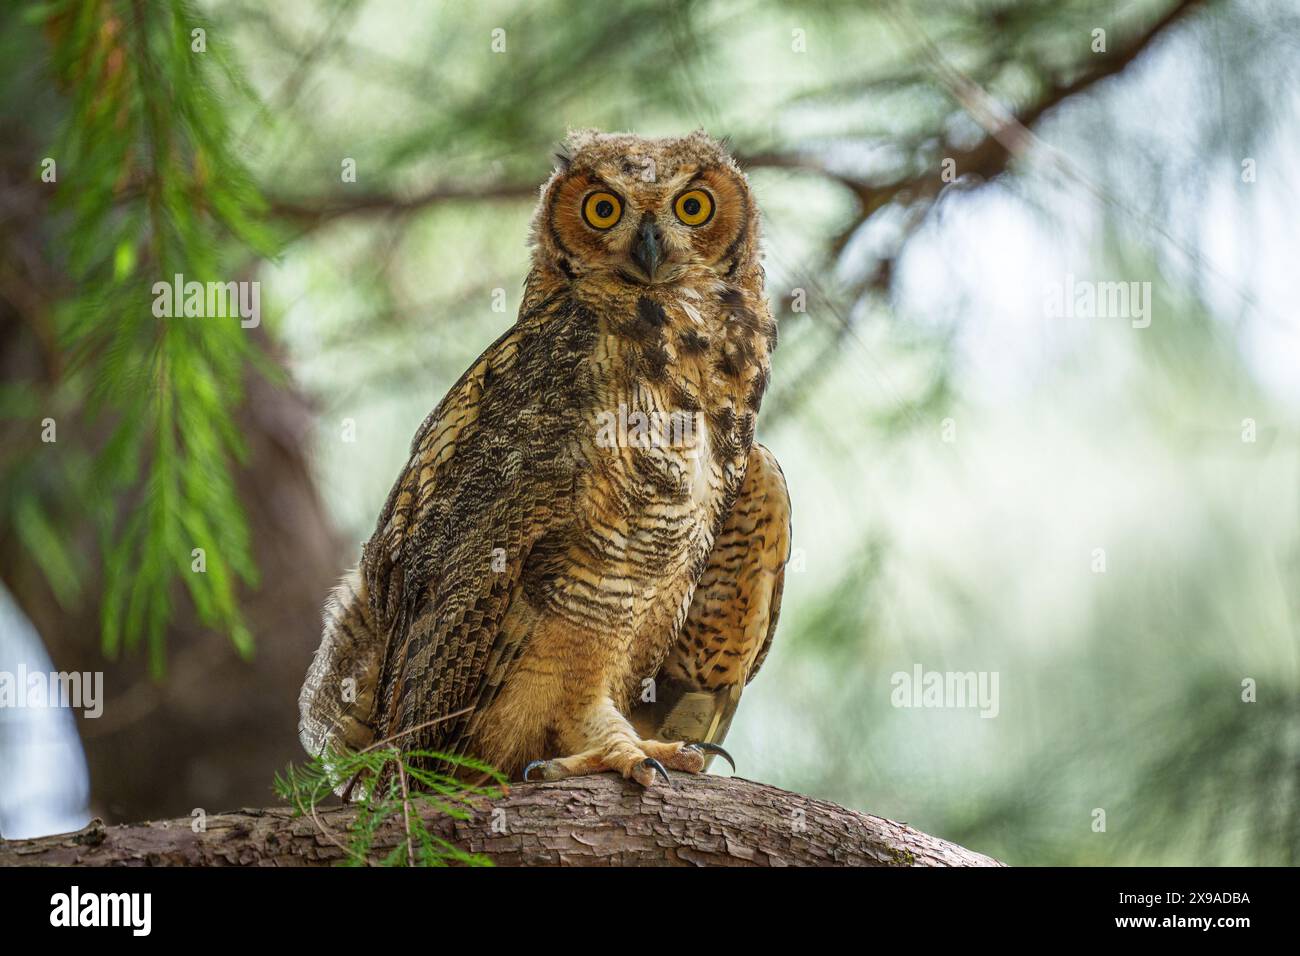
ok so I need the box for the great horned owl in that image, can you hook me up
[299,129,791,789]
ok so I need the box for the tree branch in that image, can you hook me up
[266,1,1209,243]
[0,776,1001,867]
[748,0,1210,239]
[268,180,538,230]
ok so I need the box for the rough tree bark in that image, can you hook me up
[0,775,1001,867]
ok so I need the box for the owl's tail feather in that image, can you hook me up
[298,569,386,791]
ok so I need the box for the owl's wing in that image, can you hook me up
[630,443,791,756]
[360,293,596,760]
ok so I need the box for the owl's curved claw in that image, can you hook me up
[641,757,673,787]
[688,742,736,773]
[522,759,547,782]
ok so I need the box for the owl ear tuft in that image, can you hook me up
[562,127,602,155]
[554,151,572,172]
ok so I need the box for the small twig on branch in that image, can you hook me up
[396,756,415,867]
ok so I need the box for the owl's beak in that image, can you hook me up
[630,217,664,282]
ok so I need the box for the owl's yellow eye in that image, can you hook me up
[582,191,623,230]
[674,189,714,226]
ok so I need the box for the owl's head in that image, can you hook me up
[531,129,760,290]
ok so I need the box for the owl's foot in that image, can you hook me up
[522,739,733,788]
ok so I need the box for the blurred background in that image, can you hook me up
[1,0,1297,864]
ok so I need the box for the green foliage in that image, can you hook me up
[275,748,507,867]
[40,0,279,673]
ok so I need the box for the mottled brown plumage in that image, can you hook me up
[299,129,791,788]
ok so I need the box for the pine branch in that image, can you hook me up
[273,741,504,867]
[40,0,278,672]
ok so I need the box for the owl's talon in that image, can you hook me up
[522,759,547,782]
[641,757,673,787]
[687,742,736,773]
